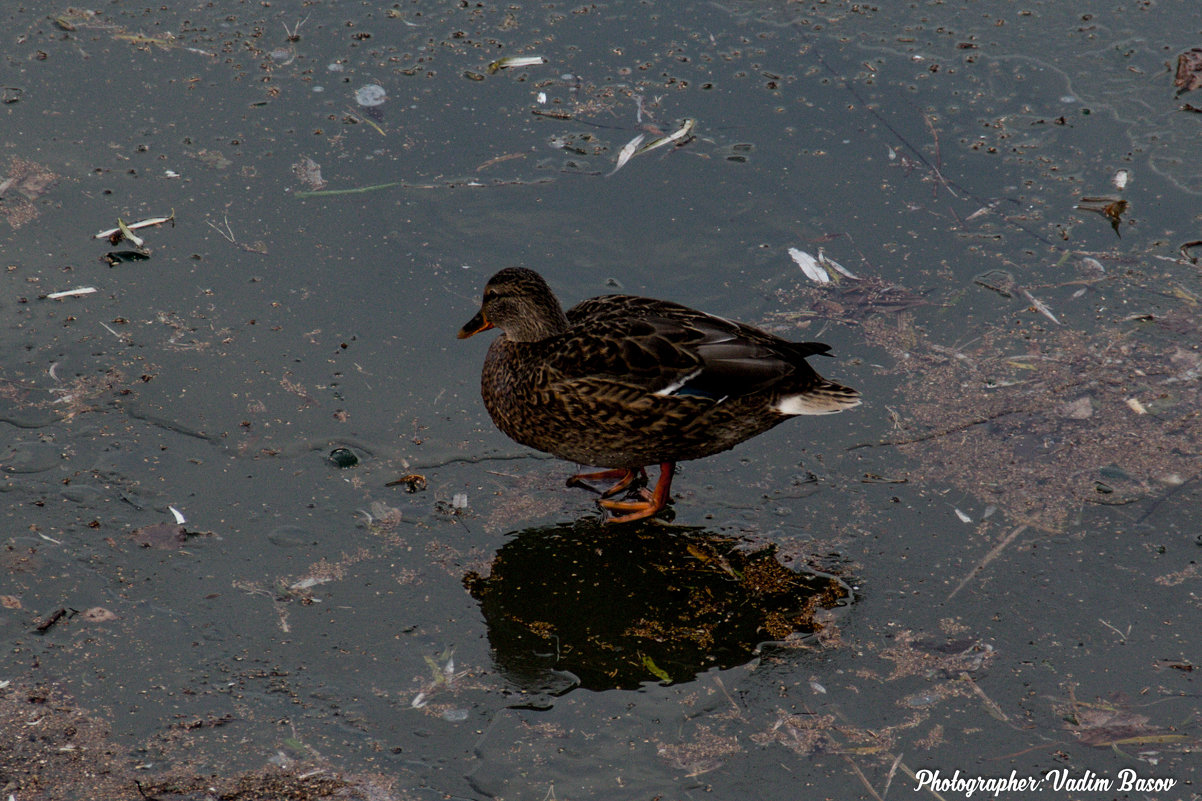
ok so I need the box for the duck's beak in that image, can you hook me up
[457,308,494,339]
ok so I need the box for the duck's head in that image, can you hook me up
[458,267,570,343]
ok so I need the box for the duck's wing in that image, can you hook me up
[546,295,831,401]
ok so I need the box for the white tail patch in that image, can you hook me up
[773,386,861,416]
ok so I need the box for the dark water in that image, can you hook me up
[2,2,1198,799]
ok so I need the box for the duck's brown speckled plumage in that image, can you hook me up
[458,267,860,522]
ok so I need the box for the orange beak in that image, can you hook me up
[457,308,494,339]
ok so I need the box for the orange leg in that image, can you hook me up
[566,467,645,498]
[598,462,675,524]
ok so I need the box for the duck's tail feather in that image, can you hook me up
[773,380,861,416]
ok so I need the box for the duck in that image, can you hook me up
[458,267,860,523]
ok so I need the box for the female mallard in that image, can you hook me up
[458,268,860,523]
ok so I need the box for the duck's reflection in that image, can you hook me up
[463,520,853,692]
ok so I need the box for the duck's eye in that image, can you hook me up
[483,288,498,301]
